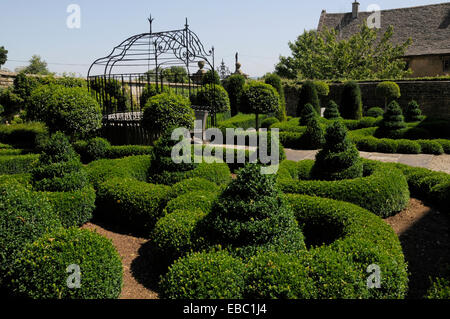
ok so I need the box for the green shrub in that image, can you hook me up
[311,121,363,181]
[426,277,450,299]
[340,81,362,120]
[240,82,280,130]
[74,140,153,162]
[404,100,423,122]
[0,122,48,148]
[86,155,151,189]
[85,137,111,162]
[201,70,221,85]
[265,73,287,121]
[416,140,444,155]
[261,117,280,129]
[160,249,246,299]
[184,163,231,187]
[435,139,450,154]
[31,132,88,192]
[139,83,172,108]
[299,103,318,126]
[26,85,102,139]
[8,227,122,299]
[377,101,406,138]
[199,164,305,260]
[313,80,330,97]
[376,139,398,153]
[152,209,207,262]
[279,160,410,218]
[376,81,401,108]
[164,191,218,215]
[0,178,61,285]
[366,107,384,118]
[142,93,194,136]
[96,178,171,235]
[168,177,220,199]
[396,139,421,154]
[323,100,341,120]
[299,116,325,150]
[192,85,230,113]
[297,80,320,116]
[44,186,96,228]
[223,74,246,116]
[0,154,39,174]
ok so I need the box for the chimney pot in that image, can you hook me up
[352,1,360,19]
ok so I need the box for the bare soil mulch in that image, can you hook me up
[82,198,449,299]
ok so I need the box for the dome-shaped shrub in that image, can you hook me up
[85,137,111,162]
[142,93,194,136]
[191,85,230,113]
[199,164,305,259]
[8,227,123,299]
[0,178,61,285]
[311,121,363,181]
[340,81,363,120]
[297,80,320,116]
[404,100,423,122]
[366,107,384,118]
[139,83,172,108]
[323,100,341,120]
[376,81,401,108]
[299,103,318,126]
[31,132,88,192]
[300,116,325,150]
[160,249,246,299]
[26,85,102,139]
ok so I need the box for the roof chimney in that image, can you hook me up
[352,1,360,19]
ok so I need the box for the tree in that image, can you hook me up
[275,25,412,80]
[297,80,320,116]
[240,82,280,130]
[376,81,401,109]
[264,73,287,122]
[323,100,341,120]
[376,100,406,138]
[0,46,8,69]
[201,70,221,85]
[340,81,363,120]
[162,66,188,83]
[299,103,318,126]
[404,100,423,122]
[223,74,246,116]
[300,116,325,150]
[22,55,51,75]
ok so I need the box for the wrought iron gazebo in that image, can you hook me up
[87,16,216,145]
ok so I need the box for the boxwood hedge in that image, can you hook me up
[277,159,410,217]
[164,191,218,216]
[0,154,39,175]
[168,177,220,199]
[0,122,48,148]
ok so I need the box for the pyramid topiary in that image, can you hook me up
[377,100,406,137]
[31,132,88,192]
[199,164,305,259]
[404,100,423,122]
[323,100,341,120]
[148,127,197,185]
[311,121,363,181]
[297,80,320,116]
[300,116,325,150]
[299,103,318,126]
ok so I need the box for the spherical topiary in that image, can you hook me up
[404,100,423,122]
[314,80,330,97]
[261,117,280,129]
[159,249,246,299]
[340,81,363,120]
[264,73,287,122]
[191,85,230,113]
[31,132,88,192]
[139,83,172,108]
[201,70,221,85]
[199,164,305,260]
[323,100,341,120]
[297,80,320,116]
[8,227,123,299]
[223,74,246,116]
[311,121,363,181]
[376,81,401,108]
[27,84,102,139]
[142,93,195,136]
[299,103,318,126]
[377,100,406,138]
[85,137,111,162]
[240,82,280,130]
[0,178,61,285]
[300,116,325,150]
[366,107,384,118]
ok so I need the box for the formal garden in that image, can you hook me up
[0,20,449,301]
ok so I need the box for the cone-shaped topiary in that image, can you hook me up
[148,127,197,185]
[300,117,325,150]
[323,100,341,120]
[404,100,423,122]
[297,80,320,116]
[199,164,305,259]
[340,81,363,120]
[299,103,318,126]
[31,132,88,192]
[377,100,406,138]
[311,121,363,181]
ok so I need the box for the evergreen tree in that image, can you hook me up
[300,116,325,150]
[340,81,363,120]
[299,103,317,126]
[297,80,320,116]
[404,100,423,122]
[323,100,341,120]
[378,100,406,137]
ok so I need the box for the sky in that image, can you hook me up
[0,0,448,78]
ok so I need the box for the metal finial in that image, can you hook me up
[185,18,189,29]
[148,14,154,33]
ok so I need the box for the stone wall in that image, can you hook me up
[0,70,16,88]
[284,80,450,119]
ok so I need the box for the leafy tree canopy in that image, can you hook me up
[0,46,8,68]
[23,55,51,75]
[275,25,412,81]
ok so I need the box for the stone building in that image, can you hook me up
[317,2,450,77]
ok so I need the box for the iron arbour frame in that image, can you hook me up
[87,17,216,145]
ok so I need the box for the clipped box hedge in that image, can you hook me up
[277,159,410,217]
[0,122,48,148]
[0,154,39,175]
